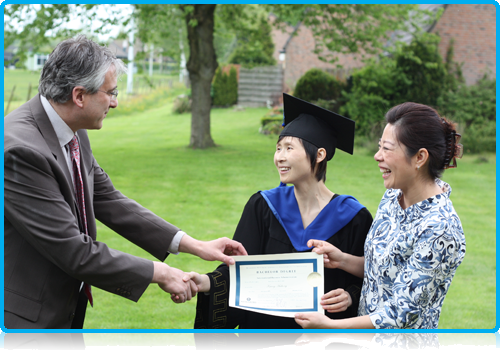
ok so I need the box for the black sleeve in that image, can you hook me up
[194,193,265,329]
[342,207,373,317]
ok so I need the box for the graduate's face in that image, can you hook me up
[275,136,314,184]
[374,124,417,191]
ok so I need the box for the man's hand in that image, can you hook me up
[171,271,211,304]
[152,262,197,303]
[179,235,248,265]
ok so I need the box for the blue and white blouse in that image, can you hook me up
[358,179,466,329]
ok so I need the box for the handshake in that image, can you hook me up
[151,235,247,302]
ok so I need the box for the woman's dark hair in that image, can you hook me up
[385,102,459,180]
[277,136,327,182]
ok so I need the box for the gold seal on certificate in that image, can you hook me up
[228,252,324,317]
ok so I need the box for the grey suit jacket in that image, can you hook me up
[4,94,180,329]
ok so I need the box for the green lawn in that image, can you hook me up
[3,69,180,115]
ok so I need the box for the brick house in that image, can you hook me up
[272,4,496,90]
[431,4,496,85]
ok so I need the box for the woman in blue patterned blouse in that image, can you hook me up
[295,102,466,329]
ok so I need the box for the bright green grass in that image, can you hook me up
[4,69,41,113]
[3,69,180,115]
[83,100,496,330]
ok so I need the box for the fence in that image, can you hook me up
[237,66,284,108]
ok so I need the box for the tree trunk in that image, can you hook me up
[183,4,218,149]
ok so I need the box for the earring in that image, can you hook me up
[417,165,420,171]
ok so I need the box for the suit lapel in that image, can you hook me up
[30,95,83,230]
[30,95,73,185]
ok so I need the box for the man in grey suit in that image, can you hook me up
[4,35,247,329]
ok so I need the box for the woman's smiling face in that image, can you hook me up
[274,136,314,185]
[374,124,417,191]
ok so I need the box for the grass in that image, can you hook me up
[3,69,181,115]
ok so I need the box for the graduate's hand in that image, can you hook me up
[185,272,211,292]
[179,234,248,266]
[295,312,334,329]
[152,262,197,303]
[321,289,352,313]
[307,239,345,269]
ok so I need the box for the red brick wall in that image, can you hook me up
[272,22,364,91]
[431,4,496,85]
[271,5,495,89]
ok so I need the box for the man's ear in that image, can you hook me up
[72,86,86,108]
[317,148,327,163]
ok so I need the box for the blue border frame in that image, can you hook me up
[234,259,318,312]
[1,0,498,336]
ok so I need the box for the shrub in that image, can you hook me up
[294,68,344,107]
[395,32,450,107]
[172,94,191,114]
[341,32,465,139]
[436,76,496,153]
[212,66,238,107]
[259,107,283,135]
[340,56,398,138]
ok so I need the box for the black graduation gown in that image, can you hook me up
[194,192,373,329]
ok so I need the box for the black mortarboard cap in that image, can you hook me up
[280,93,355,160]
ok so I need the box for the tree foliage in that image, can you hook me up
[4,5,121,64]
[267,4,424,65]
[133,5,186,64]
[227,6,276,68]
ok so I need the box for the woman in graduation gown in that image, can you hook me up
[188,94,373,329]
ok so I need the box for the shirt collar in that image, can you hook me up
[40,95,75,148]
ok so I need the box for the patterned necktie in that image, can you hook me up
[68,135,93,307]
[68,136,88,235]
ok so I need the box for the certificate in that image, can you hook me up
[229,252,324,318]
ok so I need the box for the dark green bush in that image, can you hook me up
[395,32,450,107]
[340,56,398,138]
[212,66,238,107]
[341,32,466,139]
[294,68,344,108]
[437,76,496,153]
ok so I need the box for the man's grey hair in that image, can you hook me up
[38,35,127,103]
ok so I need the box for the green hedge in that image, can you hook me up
[212,66,238,107]
[294,68,344,111]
